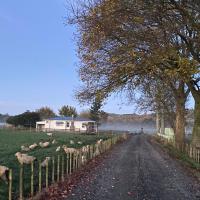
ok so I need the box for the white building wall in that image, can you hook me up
[37,120,95,132]
[43,120,71,130]
[74,121,87,131]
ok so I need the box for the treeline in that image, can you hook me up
[68,0,200,147]
[6,104,108,128]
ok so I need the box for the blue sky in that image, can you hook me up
[0,0,137,115]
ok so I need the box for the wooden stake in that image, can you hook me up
[19,164,23,200]
[61,156,64,181]
[69,153,72,174]
[8,169,12,200]
[74,153,76,171]
[52,157,55,183]
[31,162,34,197]
[71,153,74,172]
[57,155,60,182]
[38,161,42,193]
[46,161,49,188]
[66,154,69,175]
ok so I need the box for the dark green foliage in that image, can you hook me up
[90,97,102,122]
[59,105,78,117]
[36,107,56,120]
[6,111,41,128]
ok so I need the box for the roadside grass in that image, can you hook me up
[154,136,200,171]
[0,129,111,200]
[164,143,200,169]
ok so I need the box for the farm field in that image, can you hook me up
[0,129,111,199]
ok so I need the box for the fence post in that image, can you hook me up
[61,156,64,181]
[38,161,42,193]
[31,162,34,197]
[19,164,23,200]
[57,155,60,182]
[74,153,77,171]
[66,154,69,175]
[76,152,79,170]
[78,152,81,169]
[69,153,72,174]
[46,161,49,188]
[52,157,55,183]
[8,169,12,200]
[72,153,75,173]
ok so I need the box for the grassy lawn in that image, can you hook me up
[0,129,111,199]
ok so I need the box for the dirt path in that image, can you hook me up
[64,134,200,200]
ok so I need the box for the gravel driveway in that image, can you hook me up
[65,134,200,200]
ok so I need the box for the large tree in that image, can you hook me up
[138,74,190,146]
[37,106,56,120]
[68,0,199,145]
[79,110,91,118]
[141,0,200,145]
[90,95,102,122]
[59,105,78,117]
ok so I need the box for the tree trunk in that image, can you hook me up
[156,110,160,134]
[160,109,165,135]
[175,98,185,148]
[175,82,186,148]
[186,81,200,146]
[192,98,200,146]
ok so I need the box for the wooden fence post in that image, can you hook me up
[76,153,79,170]
[38,161,42,193]
[19,164,23,200]
[52,157,55,183]
[77,152,80,169]
[31,162,34,197]
[69,153,72,174]
[66,154,69,175]
[61,156,64,181]
[57,155,60,182]
[74,153,77,171]
[8,169,12,200]
[46,161,49,188]
[72,153,74,173]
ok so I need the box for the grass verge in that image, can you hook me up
[153,136,200,173]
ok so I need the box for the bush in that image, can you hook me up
[6,111,41,128]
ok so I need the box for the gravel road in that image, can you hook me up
[65,134,200,200]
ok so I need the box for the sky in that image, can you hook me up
[0,0,137,115]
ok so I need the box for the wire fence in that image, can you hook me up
[1,134,128,200]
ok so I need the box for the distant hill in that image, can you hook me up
[99,113,155,133]
[104,110,194,124]
[105,113,155,124]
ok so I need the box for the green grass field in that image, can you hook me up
[0,129,111,199]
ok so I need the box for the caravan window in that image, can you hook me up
[56,121,64,126]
